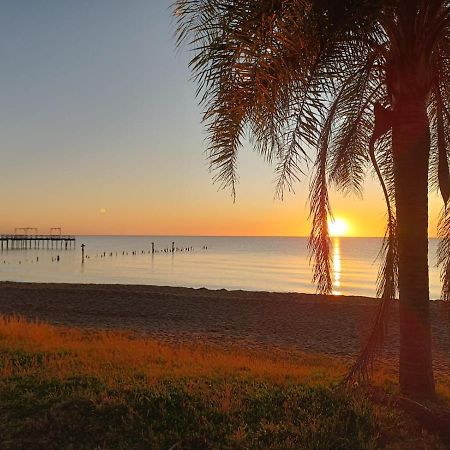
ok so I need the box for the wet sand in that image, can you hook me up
[0,281,449,375]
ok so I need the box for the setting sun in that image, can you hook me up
[328,217,350,237]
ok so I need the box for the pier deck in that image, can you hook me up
[0,234,76,250]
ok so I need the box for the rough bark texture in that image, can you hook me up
[392,99,435,399]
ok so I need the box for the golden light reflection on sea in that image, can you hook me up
[332,237,342,296]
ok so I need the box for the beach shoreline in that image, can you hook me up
[0,281,449,376]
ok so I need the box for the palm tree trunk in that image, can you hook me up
[392,98,435,399]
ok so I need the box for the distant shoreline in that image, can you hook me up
[0,281,449,378]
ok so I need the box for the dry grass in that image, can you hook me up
[0,314,347,387]
[1,314,448,394]
[0,314,449,399]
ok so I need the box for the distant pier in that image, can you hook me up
[0,234,76,250]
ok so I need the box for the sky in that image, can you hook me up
[0,0,444,237]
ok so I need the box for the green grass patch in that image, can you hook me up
[0,373,445,450]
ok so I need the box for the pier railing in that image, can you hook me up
[0,234,76,250]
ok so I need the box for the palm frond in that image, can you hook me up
[436,88,450,204]
[174,0,323,198]
[437,205,450,302]
[328,73,382,196]
[308,151,333,295]
[307,89,345,295]
[346,215,397,383]
[433,43,450,304]
[346,101,398,384]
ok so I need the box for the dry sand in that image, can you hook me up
[0,281,449,376]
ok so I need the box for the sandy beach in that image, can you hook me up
[0,281,449,376]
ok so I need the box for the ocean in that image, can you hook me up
[0,236,443,299]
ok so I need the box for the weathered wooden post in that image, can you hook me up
[81,244,85,264]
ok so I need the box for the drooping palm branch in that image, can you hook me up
[175,0,450,382]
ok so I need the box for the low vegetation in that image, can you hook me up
[0,315,446,449]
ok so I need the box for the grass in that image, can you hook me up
[0,315,446,450]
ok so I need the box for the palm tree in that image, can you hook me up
[174,0,450,400]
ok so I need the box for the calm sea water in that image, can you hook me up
[0,236,443,299]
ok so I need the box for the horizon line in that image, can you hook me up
[41,233,439,239]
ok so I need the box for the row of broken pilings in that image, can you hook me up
[80,242,208,263]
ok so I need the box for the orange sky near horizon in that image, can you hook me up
[1,148,444,237]
[0,194,443,237]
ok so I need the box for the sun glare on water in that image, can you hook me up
[328,217,350,237]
